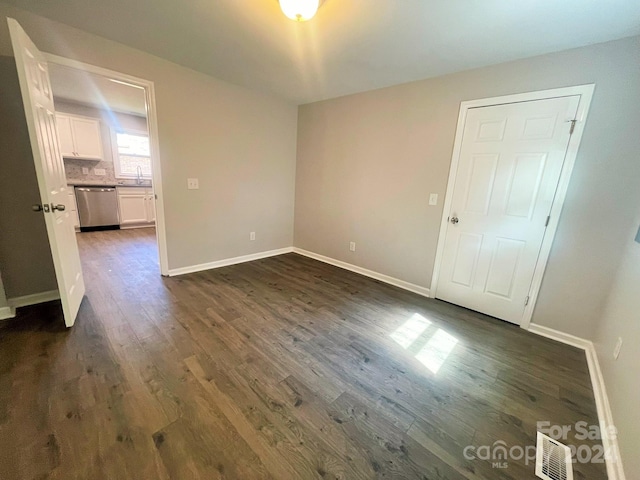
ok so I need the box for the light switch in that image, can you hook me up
[94,168,106,176]
[429,193,438,206]
[187,178,199,190]
[82,167,89,175]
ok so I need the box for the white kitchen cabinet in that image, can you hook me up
[55,113,103,160]
[67,187,80,229]
[146,193,156,222]
[117,186,155,227]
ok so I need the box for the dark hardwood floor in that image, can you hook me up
[0,228,606,479]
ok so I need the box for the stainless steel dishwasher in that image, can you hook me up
[75,187,120,229]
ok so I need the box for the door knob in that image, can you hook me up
[450,216,459,225]
[51,204,66,211]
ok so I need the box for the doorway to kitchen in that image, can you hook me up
[9,19,168,326]
[45,55,169,278]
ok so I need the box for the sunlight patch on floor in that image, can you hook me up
[389,313,432,349]
[414,328,458,374]
[390,313,458,374]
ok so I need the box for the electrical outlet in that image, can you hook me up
[349,242,356,252]
[613,337,623,360]
[250,232,256,241]
[94,168,106,176]
[187,178,199,190]
[429,193,438,206]
[82,167,89,175]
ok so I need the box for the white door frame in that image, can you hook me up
[430,85,595,330]
[42,53,170,276]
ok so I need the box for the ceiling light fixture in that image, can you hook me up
[279,0,319,22]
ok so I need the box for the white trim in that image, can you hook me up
[8,289,60,308]
[430,85,595,328]
[168,247,294,276]
[527,323,591,350]
[0,306,16,320]
[293,248,431,297]
[119,224,156,230]
[169,246,432,297]
[528,323,626,480]
[43,53,171,277]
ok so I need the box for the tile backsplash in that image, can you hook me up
[64,158,117,184]
[63,158,152,186]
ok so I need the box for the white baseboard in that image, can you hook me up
[528,323,626,480]
[293,248,430,298]
[528,323,592,350]
[0,306,16,320]
[167,247,294,276]
[8,289,60,308]
[119,224,156,230]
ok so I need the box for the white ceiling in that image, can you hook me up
[9,0,640,104]
[49,63,147,116]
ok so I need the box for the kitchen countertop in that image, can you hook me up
[68,179,153,187]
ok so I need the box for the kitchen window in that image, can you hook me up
[111,129,152,178]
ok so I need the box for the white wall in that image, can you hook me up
[0,3,298,277]
[593,212,640,477]
[295,35,640,340]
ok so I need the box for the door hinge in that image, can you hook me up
[545,215,550,227]
[525,295,530,306]
[569,119,577,135]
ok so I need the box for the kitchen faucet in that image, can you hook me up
[136,165,143,185]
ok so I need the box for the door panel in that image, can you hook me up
[8,18,85,327]
[437,96,580,324]
[451,233,483,287]
[484,238,524,299]
[464,154,498,215]
[521,115,557,139]
[504,154,547,219]
[475,118,506,142]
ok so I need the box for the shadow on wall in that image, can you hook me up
[0,55,57,298]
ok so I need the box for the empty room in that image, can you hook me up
[0,1,638,479]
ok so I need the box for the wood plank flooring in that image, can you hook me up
[0,228,607,479]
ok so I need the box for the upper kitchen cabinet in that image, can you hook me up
[56,113,103,160]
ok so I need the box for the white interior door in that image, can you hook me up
[8,18,85,327]
[436,96,580,324]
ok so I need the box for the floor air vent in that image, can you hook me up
[535,431,573,480]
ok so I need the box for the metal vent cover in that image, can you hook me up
[535,431,573,480]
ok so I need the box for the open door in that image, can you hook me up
[8,18,85,327]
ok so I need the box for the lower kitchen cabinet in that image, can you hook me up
[116,186,155,227]
[67,186,80,229]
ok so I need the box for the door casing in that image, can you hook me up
[430,85,595,330]
[42,53,170,276]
